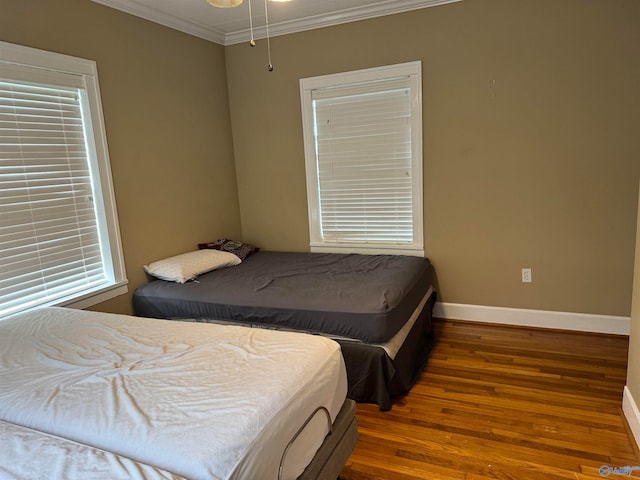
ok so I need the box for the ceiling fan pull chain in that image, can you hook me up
[248,0,256,46]
[264,0,273,71]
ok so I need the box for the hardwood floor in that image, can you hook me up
[340,319,639,479]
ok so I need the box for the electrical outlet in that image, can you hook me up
[521,268,532,283]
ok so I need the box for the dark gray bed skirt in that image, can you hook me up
[338,289,436,411]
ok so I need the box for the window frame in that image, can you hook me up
[0,41,128,318]
[300,61,424,257]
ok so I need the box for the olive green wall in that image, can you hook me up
[226,0,640,318]
[3,0,639,320]
[625,182,640,448]
[1,0,241,314]
[627,183,640,402]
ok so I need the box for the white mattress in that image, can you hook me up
[0,307,347,480]
[0,420,186,480]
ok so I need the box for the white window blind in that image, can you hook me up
[300,61,423,256]
[0,80,108,317]
[313,81,413,244]
[0,41,128,319]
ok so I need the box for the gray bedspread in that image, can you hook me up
[133,251,433,343]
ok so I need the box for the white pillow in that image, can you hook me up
[144,249,241,284]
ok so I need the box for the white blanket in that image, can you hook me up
[0,420,186,480]
[0,307,347,480]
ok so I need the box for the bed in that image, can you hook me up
[0,307,358,480]
[133,250,437,410]
[0,420,186,480]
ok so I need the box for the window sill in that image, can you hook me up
[57,281,129,310]
[310,243,424,257]
[1,280,129,322]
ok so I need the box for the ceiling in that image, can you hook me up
[90,0,461,45]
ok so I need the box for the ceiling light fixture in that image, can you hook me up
[206,0,276,71]
[207,0,291,4]
[206,0,242,7]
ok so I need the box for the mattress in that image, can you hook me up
[0,307,347,480]
[374,286,434,359]
[184,285,434,361]
[0,420,186,480]
[133,251,434,343]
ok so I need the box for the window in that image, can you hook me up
[300,61,424,256]
[0,41,127,319]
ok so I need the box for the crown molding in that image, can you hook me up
[91,0,226,44]
[224,0,462,45]
[91,0,462,46]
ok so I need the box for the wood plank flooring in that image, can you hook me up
[340,319,639,479]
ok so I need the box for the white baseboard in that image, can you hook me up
[623,386,640,450]
[434,302,630,335]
